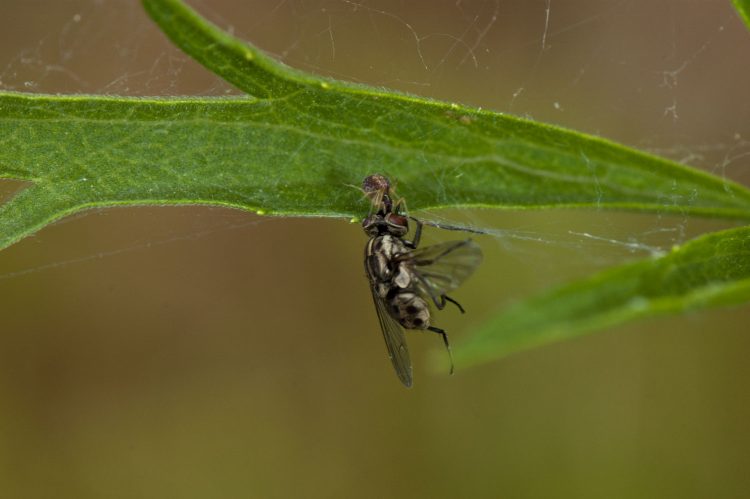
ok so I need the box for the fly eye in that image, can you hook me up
[385,214,408,235]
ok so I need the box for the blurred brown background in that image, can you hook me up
[1,1,750,497]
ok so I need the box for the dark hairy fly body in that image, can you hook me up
[361,174,482,387]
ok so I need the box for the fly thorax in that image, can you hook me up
[367,236,392,281]
[379,235,404,258]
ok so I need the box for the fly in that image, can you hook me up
[362,174,482,387]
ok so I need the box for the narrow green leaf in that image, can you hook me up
[140,0,310,98]
[453,226,750,369]
[733,0,750,29]
[1,0,750,252]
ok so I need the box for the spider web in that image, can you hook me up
[0,0,748,285]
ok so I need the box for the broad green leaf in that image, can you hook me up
[452,226,750,369]
[734,0,750,29]
[1,0,750,253]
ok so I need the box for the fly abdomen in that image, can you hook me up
[388,291,431,330]
[365,235,408,282]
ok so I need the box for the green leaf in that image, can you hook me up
[1,0,750,252]
[452,226,750,369]
[733,0,750,30]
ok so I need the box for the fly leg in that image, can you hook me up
[427,326,455,375]
[443,295,465,313]
[432,294,466,314]
[405,217,423,249]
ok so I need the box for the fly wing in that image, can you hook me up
[371,289,413,387]
[406,239,483,300]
